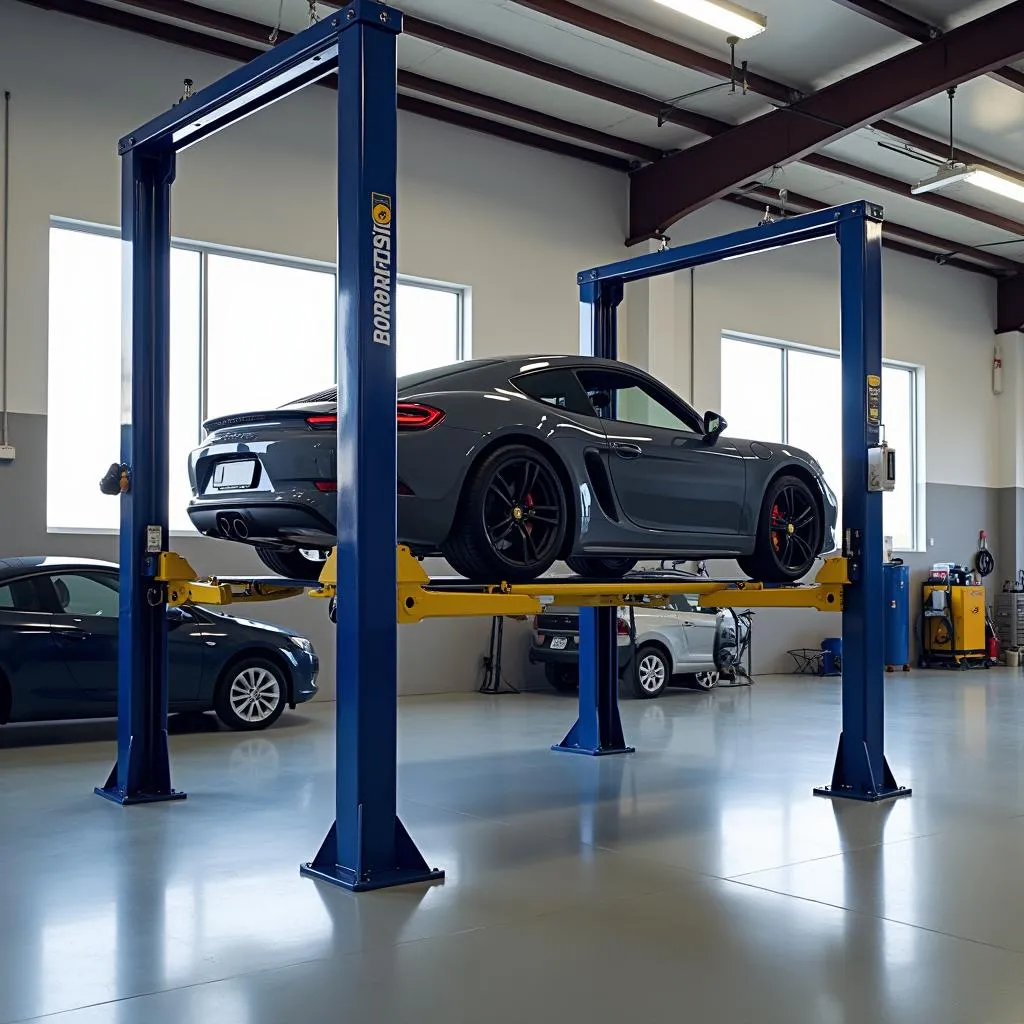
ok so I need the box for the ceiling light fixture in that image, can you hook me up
[909,86,1024,205]
[912,164,1024,205]
[651,0,767,39]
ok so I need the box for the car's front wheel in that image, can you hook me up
[565,556,638,579]
[443,444,568,583]
[738,474,822,583]
[629,644,670,699]
[214,657,287,731]
[255,545,330,582]
[689,670,719,690]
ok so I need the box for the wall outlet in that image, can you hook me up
[0,445,14,462]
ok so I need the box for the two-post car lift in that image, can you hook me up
[98,0,907,894]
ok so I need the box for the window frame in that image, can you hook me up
[46,219,470,535]
[720,331,923,552]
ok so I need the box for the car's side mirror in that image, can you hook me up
[703,411,727,441]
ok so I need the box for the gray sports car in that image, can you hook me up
[187,356,837,584]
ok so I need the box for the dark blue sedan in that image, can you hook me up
[0,557,318,731]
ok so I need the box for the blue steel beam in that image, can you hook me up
[299,3,442,891]
[118,13,344,154]
[579,203,883,286]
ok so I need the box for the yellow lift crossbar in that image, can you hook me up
[157,546,847,621]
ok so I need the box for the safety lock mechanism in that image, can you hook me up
[868,442,896,493]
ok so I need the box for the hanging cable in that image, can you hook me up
[269,0,285,43]
[947,86,957,165]
[308,0,319,25]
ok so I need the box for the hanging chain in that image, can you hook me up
[308,0,319,25]
[947,86,957,165]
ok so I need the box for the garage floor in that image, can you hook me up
[3,670,1024,1023]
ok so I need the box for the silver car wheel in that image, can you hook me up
[229,667,281,723]
[693,671,719,690]
[637,653,666,694]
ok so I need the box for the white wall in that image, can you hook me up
[0,0,629,698]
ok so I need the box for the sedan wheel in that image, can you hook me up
[215,658,286,731]
[629,644,670,699]
[691,670,719,690]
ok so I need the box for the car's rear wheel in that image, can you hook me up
[443,444,568,583]
[738,474,822,583]
[565,556,638,579]
[544,664,579,693]
[255,545,330,582]
[214,657,286,731]
[629,644,670,699]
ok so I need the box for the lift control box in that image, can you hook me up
[867,443,896,492]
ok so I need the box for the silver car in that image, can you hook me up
[529,595,749,698]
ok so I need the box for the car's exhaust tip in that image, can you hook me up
[214,512,250,541]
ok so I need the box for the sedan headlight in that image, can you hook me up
[289,636,314,655]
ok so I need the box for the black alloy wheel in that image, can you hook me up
[443,444,568,583]
[739,474,822,583]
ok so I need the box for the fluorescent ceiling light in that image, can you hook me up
[651,0,767,39]
[912,163,1024,205]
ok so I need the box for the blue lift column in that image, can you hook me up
[96,144,183,805]
[301,3,442,892]
[555,278,634,756]
[814,212,910,802]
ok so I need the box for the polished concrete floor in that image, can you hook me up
[3,670,1024,1023]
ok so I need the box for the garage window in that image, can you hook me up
[720,334,922,551]
[46,222,468,533]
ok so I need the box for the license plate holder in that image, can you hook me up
[212,460,257,491]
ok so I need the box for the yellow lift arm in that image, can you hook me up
[156,546,847,621]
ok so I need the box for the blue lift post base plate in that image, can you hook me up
[813,733,911,802]
[300,820,445,893]
[552,740,636,757]
[94,785,187,806]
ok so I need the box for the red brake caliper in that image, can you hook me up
[524,492,535,533]
[770,502,781,552]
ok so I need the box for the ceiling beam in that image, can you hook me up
[398,72,661,162]
[828,0,1024,94]
[828,0,937,43]
[508,0,797,104]
[997,274,1024,333]
[630,0,1024,240]
[20,0,632,171]
[802,153,1024,236]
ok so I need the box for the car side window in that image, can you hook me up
[48,572,120,618]
[0,578,47,613]
[575,369,703,433]
[513,369,596,418]
[669,594,700,613]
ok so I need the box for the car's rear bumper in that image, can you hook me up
[529,643,631,668]
[188,495,337,549]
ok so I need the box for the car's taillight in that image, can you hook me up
[616,617,630,636]
[397,403,445,430]
[306,414,337,428]
[314,481,337,492]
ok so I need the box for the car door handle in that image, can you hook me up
[612,442,643,459]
